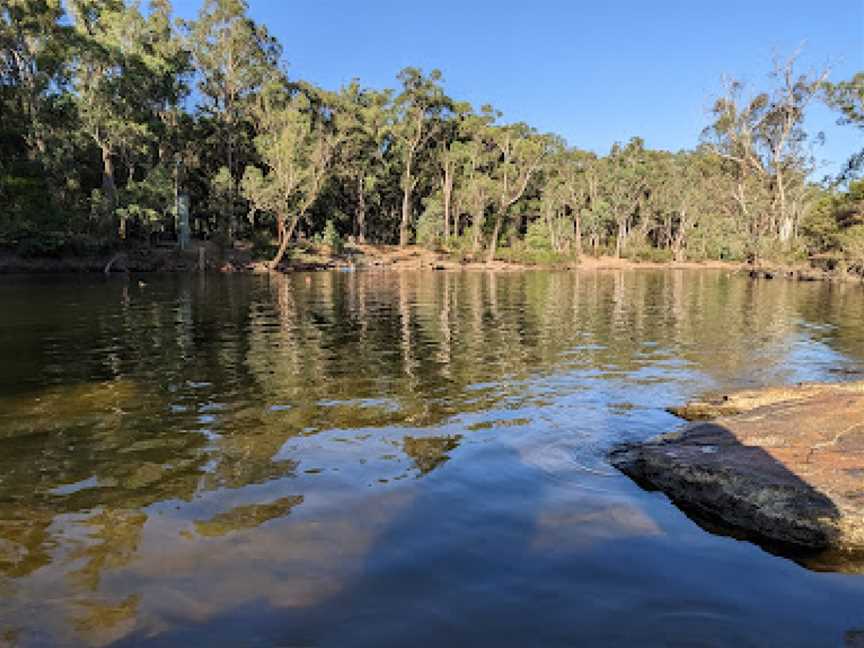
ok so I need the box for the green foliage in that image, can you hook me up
[116,165,175,238]
[524,218,552,250]
[496,242,576,266]
[321,219,343,254]
[0,2,859,277]
[16,231,66,258]
[628,246,674,263]
[416,197,444,248]
[840,226,864,270]
[250,228,276,259]
[824,73,864,180]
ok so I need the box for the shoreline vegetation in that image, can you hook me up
[2,2,863,281]
[1,241,862,283]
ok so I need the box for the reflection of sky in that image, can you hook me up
[0,271,863,644]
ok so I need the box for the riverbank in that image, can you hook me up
[1,242,861,283]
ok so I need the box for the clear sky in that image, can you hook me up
[173,0,863,177]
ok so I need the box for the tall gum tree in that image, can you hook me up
[333,81,392,244]
[704,55,829,255]
[486,123,547,262]
[189,0,280,242]
[823,72,864,181]
[392,67,451,247]
[241,80,336,269]
[68,0,178,233]
[0,0,68,158]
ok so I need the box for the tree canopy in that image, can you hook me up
[1,1,861,270]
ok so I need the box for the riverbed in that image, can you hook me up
[1,270,863,646]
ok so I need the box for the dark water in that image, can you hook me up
[0,270,863,647]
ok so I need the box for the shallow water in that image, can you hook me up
[0,269,863,647]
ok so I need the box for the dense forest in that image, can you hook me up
[1,0,863,270]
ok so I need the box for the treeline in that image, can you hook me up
[1,0,863,269]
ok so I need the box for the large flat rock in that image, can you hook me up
[611,382,864,558]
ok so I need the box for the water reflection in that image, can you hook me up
[0,270,862,645]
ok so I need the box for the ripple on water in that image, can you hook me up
[0,271,862,645]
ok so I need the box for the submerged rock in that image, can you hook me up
[611,381,864,556]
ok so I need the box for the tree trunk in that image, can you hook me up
[472,207,484,255]
[400,188,411,247]
[672,210,687,262]
[442,165,453,242]
[276,217,286,246]
[356,175,367,244]
[777,171,794,246]
[270,212,302,269]
[101,145,117,206]
[574,211,582,256]
[400,155,414,247]
[615,219,625,259]
[486,212,503,263]
[545,210,557,251]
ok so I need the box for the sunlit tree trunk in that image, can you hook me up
[356,175,367,244]
[486,212,503,263]
[101,144,117,206]
[574,209,583,256]
[400,159,414,247]
[442,162,453,241]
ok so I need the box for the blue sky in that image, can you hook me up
[173,0,863,177]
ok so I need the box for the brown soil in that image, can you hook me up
[0,242,861,283]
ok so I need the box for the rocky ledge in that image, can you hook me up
[610,381,864,557]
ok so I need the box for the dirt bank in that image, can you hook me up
[1,242,862,282]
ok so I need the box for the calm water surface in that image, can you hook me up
[1,270,863,647]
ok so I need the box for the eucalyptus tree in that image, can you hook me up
[538,169,570,252]
[0,0,77,229]
[485,123,548,261]
[824,72,864,181]
[576,154,612,255]
[453,138,495,253]
[557,148,596,255]
[189,0,280,241]
[67,0,134,209]
[642,151,700,260]
[392,67,452,247]
[241,78,336,268]
[0,0,69,158]
[702,83,773,253]
[332,81,392,243]
[142,0,192,163]
[447,107,498,253]
[432,101,474,242]
[537,140,583,253]
[705,56,828,254]
[603,137,648,258]
[761,57,829,244]
[66,0,191,239]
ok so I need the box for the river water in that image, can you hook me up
[0,270,863,646]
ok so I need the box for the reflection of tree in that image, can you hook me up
[403,435,463,475]
[66,509,148,591]
[0,506,54,579]
[2,271,862,644]
[195,496,304,537]
[71,594,140,646]
[1,627,21,646]
[795,282,864,364]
